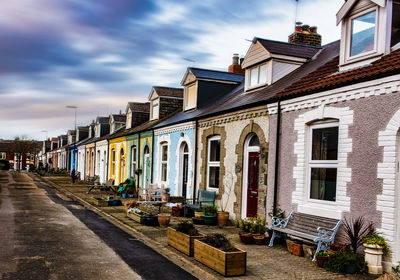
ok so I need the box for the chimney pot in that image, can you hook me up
[302,25,310,33]
[288,23,321,47]
[310,26,317,34]
[228,53,244,74]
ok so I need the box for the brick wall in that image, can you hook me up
[131,111,150,127]
[159,98,183,119]
[288,32,321,47]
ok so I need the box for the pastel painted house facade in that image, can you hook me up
[192,41,319,220]
[264,0,400,270]
[123,102,150,185]
[93,116,110,184]
[108,114,127,185]
[70,126,89,172]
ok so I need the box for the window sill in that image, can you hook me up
[298,202,342,219]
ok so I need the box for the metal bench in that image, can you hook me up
[268,211,342,261]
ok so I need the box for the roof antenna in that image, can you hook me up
[294,0,299,29]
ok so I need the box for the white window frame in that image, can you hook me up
[159,142,168,183]
[126,110,132,129]
[247,63,267,89]
[131,145,137,177]
[345,7,378,61]
[206,135,221,190]
[150,100,159,120]
[184,82,197,111]
[306,121,339,205]
[111,149,116,176]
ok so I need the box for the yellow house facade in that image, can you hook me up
[108,136,127,185]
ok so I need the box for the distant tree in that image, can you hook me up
[11,137,40,171]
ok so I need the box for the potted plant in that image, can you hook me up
[292,242,303,256]
[217,172,234,227]
[324,249,367,274]
[194,233,246,276]
[140,203,159,226]
[127,207,145,223]
[167,221,204,256]
[237,218,253,244]
[362,233,388,274]
[315,251,329,267]
[162,187,170,202]
[194,208,204,218]
[202,205,218,226]
[157,213,171,227]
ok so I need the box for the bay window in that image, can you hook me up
[309,123,338,202]
[207,136,221,189]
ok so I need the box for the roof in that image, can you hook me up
[187,68,244,83]
[194,40,340,117]
[0,141,13,152]
[153,86,183,98]
[277,49,400,99]
[256,38,321,59]
[127,102,150,112]
[77,126,89,132]
[112,114,126,123]
[96,116,109,124]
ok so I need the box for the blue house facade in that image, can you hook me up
[153,122,195,199]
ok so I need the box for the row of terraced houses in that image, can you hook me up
[35,0,400,269]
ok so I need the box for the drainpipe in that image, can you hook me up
[193,120,198,201]
[106,140,109,181]
[83,146,86,181]
[138,133,141,187]
[273,101,281,216]
[151,130,154,184]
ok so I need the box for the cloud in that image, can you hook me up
[0,0,344,139]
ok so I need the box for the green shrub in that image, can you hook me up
[175,221,199,236]
[202,205,218,216]
[325,249,367,274]
[362,234,389,250]
[236,215,267,234]
[203,233,237,252]
[0,160,10,170]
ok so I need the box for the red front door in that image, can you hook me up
[247,152,259,217]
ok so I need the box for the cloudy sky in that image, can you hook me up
[0,0,343,140]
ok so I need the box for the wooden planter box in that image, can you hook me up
[127,212,143,224]
[92,198,108,207]
[194,239,246,276]
[167,227,204,256]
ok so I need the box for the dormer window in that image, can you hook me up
[184,83,197,110]
[249,63,267,88]
[349,9,377,58]
[150,100,159,120]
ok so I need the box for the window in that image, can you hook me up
[131,146,137,176]
[309,123,338,202]
[151,100,159,120]
[160,143,168,182]
[391,2,400,47]
[185,83,197,110]
[207,136,221,189]
[97,150,100,172]
[126,111,132,129]
[350,10,376,57]
[111,149,116,175]
[249,63,267,88]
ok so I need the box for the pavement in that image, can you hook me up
[0,171,196,280]
[29,173,380,280]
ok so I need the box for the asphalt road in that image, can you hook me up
[0,171,197,280]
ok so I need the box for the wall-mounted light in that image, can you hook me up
[180,132,184,137]
[235,165,242,173]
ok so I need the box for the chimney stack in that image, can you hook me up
[228,53,245,74]
[288,22,321,47]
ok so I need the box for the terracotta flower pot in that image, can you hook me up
[253,235,264,245]
[286,239,295,253]
[292,243,303,256]
[316,255,328,267]
[217,211,229,227]
[239,232,253,244]
[157,213,171,227]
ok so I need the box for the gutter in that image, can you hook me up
[273,100,281,216]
